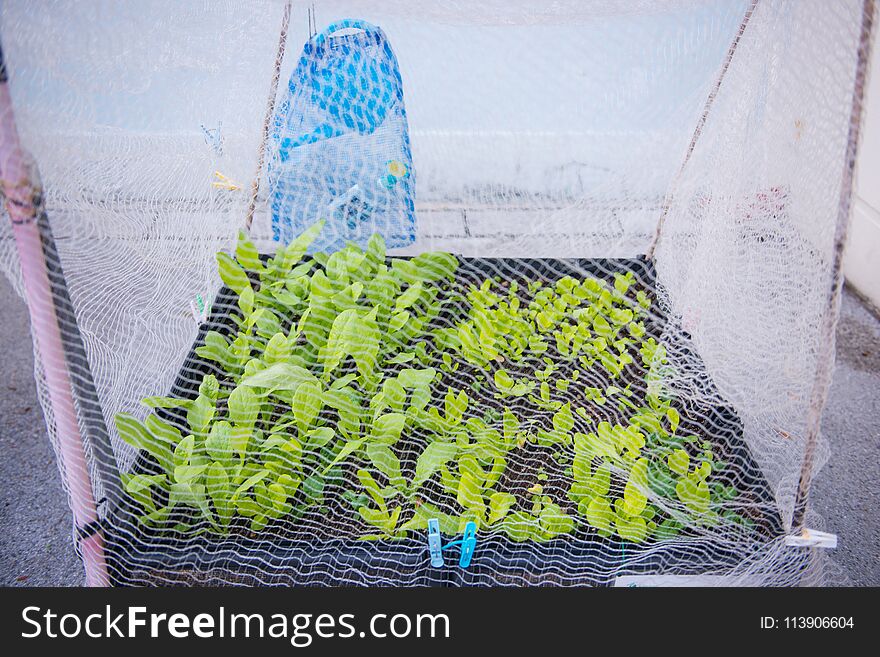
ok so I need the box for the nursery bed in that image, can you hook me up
[103,256,783,586]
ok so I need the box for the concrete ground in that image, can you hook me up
[0,274,877,586]
[810,287,880,586]
[1,274,83,585]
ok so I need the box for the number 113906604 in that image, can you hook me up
[761,617,854,630]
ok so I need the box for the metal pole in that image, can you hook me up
[0,43,110,585]
[645,0,759,260]
[244,0,292,233]
[791,0,876,531]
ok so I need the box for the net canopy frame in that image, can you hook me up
[0,0,874,586]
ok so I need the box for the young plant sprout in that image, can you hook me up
[115,223,750,545]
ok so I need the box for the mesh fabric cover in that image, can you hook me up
[0,0,873,586]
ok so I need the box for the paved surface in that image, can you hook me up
[811,288,880,586]
[0,274,83,586]
[0,273,877,586]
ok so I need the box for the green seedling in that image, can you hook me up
[115,223,737,545]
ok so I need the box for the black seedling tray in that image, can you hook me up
[103,256,783,587]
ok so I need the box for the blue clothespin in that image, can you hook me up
[427,518,444,568]
[427,519,477,569]
[459,522,477,568]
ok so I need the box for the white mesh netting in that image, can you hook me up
[0,0,873,586]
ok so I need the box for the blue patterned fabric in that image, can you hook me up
[269,19,416,251]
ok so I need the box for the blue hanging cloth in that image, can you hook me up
[269,19,416,251]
